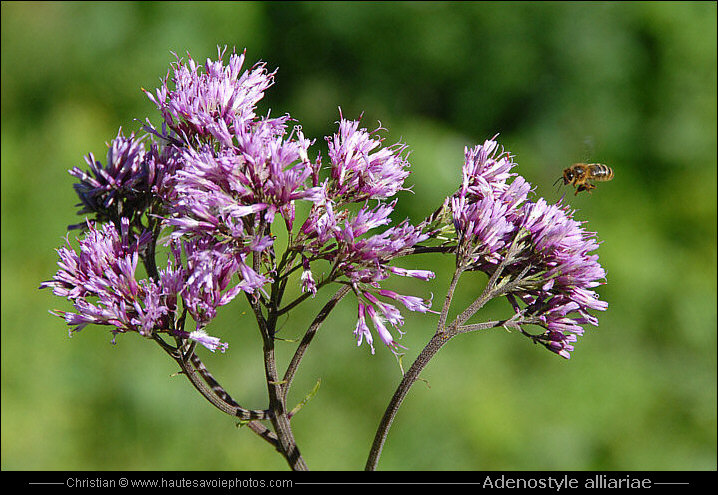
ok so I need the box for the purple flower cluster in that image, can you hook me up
[450,140,532,288]
[145,46,275,145]
[517,199,608,358]
[179,237,265,325]
[69,130,151,228]
[41,220,162,335]
[294,117,435,352]
[164,121,320,245]
[326,116,412,202]
[450,137,607,358]
[40,219,229,352]
[354,290,434,353]
[45,47,434,355]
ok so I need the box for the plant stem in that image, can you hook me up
[365,242,533,470]
[154,335,272,421]
[365,307,541,470]
[254,239,308,471]
[282,285,351,401]
[260,326,308,470]
[141,223,280,448]
[437,267,464,332]
[365,331,450,471]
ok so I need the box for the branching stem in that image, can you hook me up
[365,230,534,470]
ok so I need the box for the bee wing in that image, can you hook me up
[582,136,595,162]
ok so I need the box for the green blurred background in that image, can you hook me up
[2,1,716,471]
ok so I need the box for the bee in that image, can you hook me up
[554,163,614,195]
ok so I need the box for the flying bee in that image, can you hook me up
[554,163,614,195]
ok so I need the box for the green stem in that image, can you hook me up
[282,285,351,401]
[365,331,450,471]
[365,232,533,470]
